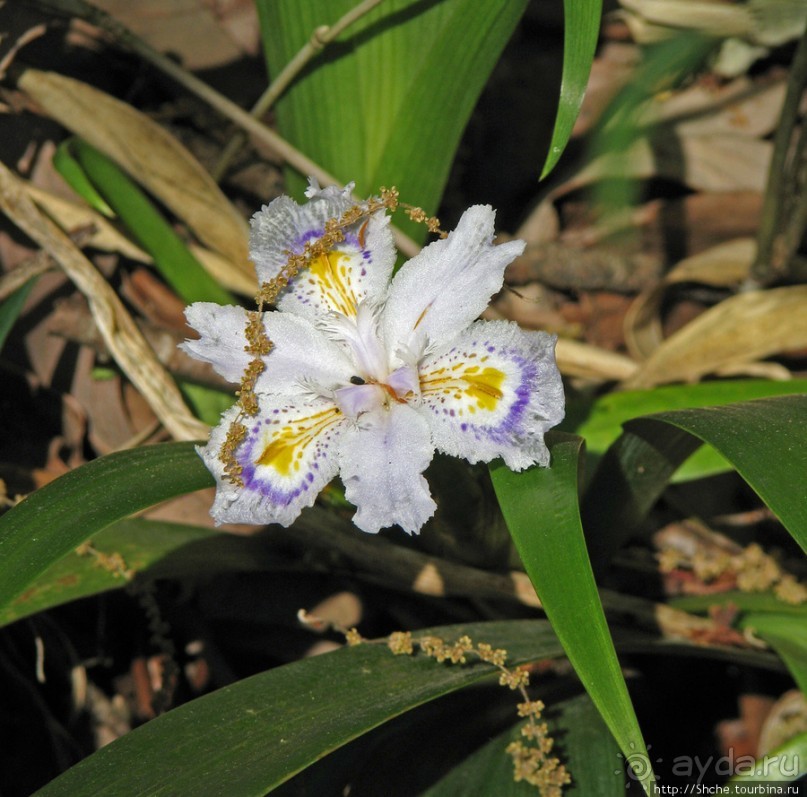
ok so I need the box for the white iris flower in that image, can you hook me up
[183,181,565,534]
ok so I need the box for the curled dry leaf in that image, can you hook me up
[17,68,252,284]
[25,181,255,295]
[563,78,785,196]
[622,285,807,389]
[24,182,150,263]
[555,338,638,382]
[0,160,208,442]
[625,237,756,361]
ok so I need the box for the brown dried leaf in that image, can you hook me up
[25,182,255,295]
[623,285,807,388]
[18,68,251,279]
[0,160,208,441]
[625,237,756,360]
[90,0,260,70]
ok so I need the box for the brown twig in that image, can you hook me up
[212,0,386,180]
[47,294,234,391]
[26,0,421,258]
[750,23,807,285]
[0,161,209,441]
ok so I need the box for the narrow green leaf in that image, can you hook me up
[568,379,807,482]
[70,139,234,305]
[726,731,807,790]
[53,139,114,216]
[179,381,235,427]
[644,396,807,551]
[0,278,35,352]
[583,395,807,569]
[258,0,528,242]
[0,442,213,614]
[422,693,625,796]
[539,0,602,179]
[0,519,218,626]
[490,433,655,793]
[34,620,565,797]
[671,592,807,617]
[740,613,807,694]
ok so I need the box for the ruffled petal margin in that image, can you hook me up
[249,184,395,321]
[200,398,346,527]
[418,320,564,471]
[338,403,436,534]
[183,304,356,397]
[382,205,525,357]
[182,302,252,384]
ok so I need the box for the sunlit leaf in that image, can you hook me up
[490,433,655,793]
[53,139,114,216]
[567,379,807,483]
[0,443,213,615]
[583,395,807,569]
[69,139,235,305]
[257,0,528,242]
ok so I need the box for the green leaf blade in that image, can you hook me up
[0,442,213,616]
[70,139,234,305]
[540,0,602,179]
[422,693,625,796]
[33,620,564,797]
[490,433,655,793]
[0,519,218,626]
[640,396,807,552]
[568,378,807,482]
[258,0,528,241]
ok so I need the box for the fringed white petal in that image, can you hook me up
[200,398,346,527]
[338,404,436,534]
[183,304,356,398]
[182,302,252,384]
[249,187,395,321]
[418,320,564,470]
[382,206,525,357]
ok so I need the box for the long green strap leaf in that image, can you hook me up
[258,0,528,242]
[490,433,655,794]
[740,613,807,695]
[583,395,807,569]
[639,396,807,551]
[422,693,624,796]
[69,139,234,305]
[0,442,213,614]
[0,518,219,627]
[540,0,602,179]
[726,731,807,790]
[567,379,807,483]
[34,620,564,797]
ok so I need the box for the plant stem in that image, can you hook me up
[27,0,421,258]
[750,24,807,286]
[212,0,386,181]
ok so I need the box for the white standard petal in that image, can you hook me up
[249,186,395,321]
[338,404,436,535]
[200,397,347,527]
[418,320,564,471]
[382,206,525,356]
[258,311,356,396]
[183,304,356,398]
[182,302,252,384]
